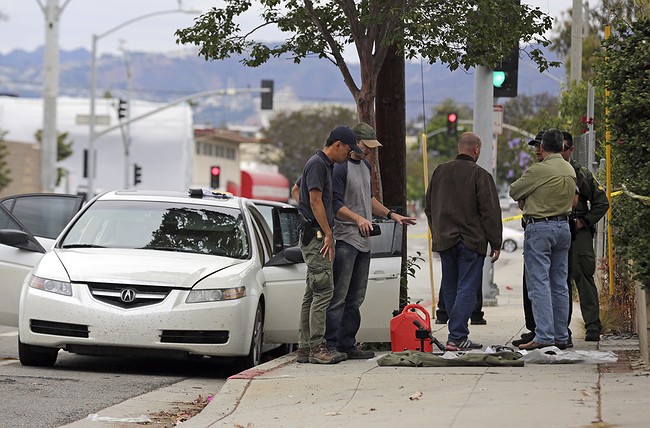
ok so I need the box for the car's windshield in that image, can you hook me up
[60,200,249,259]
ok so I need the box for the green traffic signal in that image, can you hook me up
[493,71,506,88]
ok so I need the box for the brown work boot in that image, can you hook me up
[309,342,345,364]
[295,347,310,363]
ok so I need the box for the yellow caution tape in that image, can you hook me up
[502,214,523,223]
[621,185,650,206]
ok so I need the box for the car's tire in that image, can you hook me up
[238,303,264,369]
[502,239,517,253]
[18,338,58,367]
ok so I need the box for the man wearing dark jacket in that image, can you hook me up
[561,131,610,341]
[425,132,502,351]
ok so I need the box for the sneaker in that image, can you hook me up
[435,319,448,325]
[344,346,375,360]
[567,336,574,348]
[309,343,345,364]
[585,330,601,342]
[295,347,310,363]
[512,331,535,347]
[445,339,483,351]
[554,342,568,350]
[471,318,487,325]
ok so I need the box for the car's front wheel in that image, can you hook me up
[18,338,58,367]
[238,303,264,370]
[502,239,517,253]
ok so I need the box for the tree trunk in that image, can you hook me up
[376,44,408,310]
[354,83,381,203]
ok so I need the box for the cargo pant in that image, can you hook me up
[298,231,334,350]
[571,228,602,333]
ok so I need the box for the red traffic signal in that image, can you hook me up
[210,166,221,188]
[446,112,458,137]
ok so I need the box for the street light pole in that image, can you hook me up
[87,5,200,197]
[39,0,72,192]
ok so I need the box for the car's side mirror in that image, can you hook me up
[0,229,44,252]
[284,246,303,263]
[265,245,304,266]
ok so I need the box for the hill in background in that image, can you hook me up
[0,46,564,127]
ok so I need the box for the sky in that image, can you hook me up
[0,0,576,57]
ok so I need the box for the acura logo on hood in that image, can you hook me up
[120,288,137,303]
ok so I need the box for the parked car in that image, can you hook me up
[0,193,84,327]
[0,190,402,368]
[499,195,517,212]
[502,226,524,252]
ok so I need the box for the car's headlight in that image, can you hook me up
[186,286,246,303]
[29,276,72,296]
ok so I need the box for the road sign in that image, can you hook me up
[493,105,504,135]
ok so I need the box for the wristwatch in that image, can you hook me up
[386,209,395,220]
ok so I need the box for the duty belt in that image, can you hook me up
[525,215,569,224]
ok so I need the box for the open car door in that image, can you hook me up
[0,194,83,326]
[263,218,402,344]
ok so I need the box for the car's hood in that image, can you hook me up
[53,248,243,288]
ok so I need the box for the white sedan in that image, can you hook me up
[502,226,525,252]
[0,190,402,368]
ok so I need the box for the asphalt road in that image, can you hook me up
[0,326,229,428]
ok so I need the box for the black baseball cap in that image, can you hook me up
[328,126,362,154]
[528,130,545,146]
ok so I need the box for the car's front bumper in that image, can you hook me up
[19,282,256,357]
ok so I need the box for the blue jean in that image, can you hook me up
[325,240,371,351]
[524,220,571,344]
[439,241,485,343]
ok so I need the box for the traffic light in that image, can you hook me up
[117,98,128,119]
[133,163,142,185]
[493,48,519,98]
[210,165,221,188]
[261,79,274,110]
[446,112,458,137]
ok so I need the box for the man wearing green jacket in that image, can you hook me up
[561,132,610,342]
[510,129,576,350]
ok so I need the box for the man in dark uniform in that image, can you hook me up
[561,131,610,342]
[294,126,362,364]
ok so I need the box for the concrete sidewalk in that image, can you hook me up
[182,245,650,428]
[182,313,647,427]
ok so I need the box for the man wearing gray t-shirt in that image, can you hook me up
[325,123,416,359]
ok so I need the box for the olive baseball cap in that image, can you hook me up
[352,122,382,148]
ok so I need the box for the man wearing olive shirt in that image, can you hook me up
[510,129,576,350]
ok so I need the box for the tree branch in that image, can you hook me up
[303,0,359,97]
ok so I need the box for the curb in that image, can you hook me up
[179,353,296,427]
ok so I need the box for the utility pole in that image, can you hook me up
[39,0,71,192]
[571,0,583,82]
[474,65,498,306]
[119,40,133,189]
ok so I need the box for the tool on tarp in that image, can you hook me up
[413,319,446,351]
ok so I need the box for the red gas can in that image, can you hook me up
[390,303,433,352]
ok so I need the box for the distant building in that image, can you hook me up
[0,96,289,202]
[194,127,289,202]
[0,96,193,195]
[0,139,40,197]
